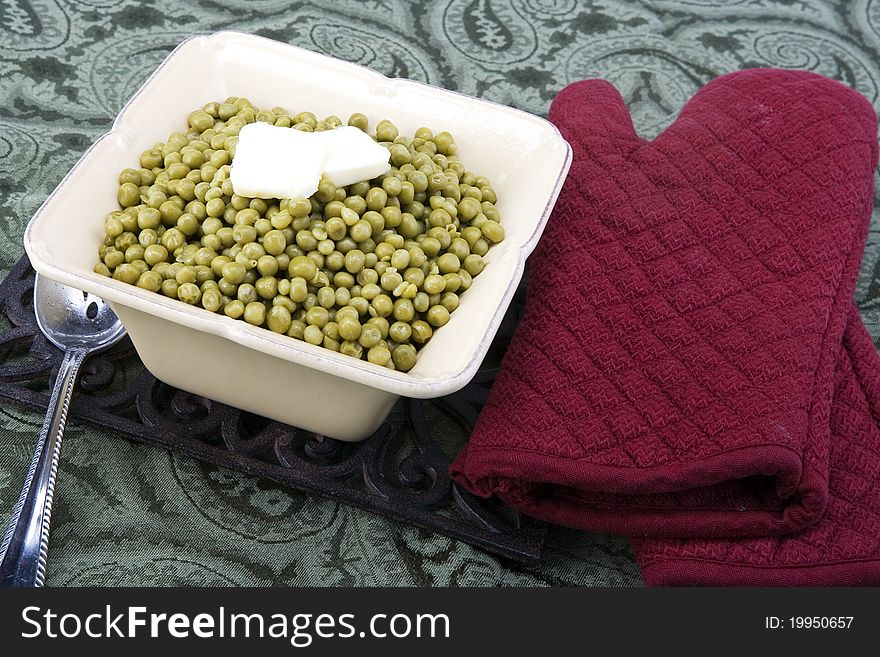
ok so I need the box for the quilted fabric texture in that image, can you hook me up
[450,69,880,585]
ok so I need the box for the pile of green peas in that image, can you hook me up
[94,97,504,372]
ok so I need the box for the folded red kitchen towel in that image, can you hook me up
[450,69,880,585]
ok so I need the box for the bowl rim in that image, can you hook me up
[23,30,572,399]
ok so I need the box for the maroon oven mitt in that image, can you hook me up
[450,69,880,585]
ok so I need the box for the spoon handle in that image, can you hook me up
[0,347,88,587]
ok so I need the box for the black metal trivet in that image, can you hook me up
[0,256,545,563]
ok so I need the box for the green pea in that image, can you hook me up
[472,237,490,257]
[344,195,367,216]
[427,172,447,192]
[356,268,377,287]
[267,209,291,229]
[382,206,402,228]
[224,299,245,319]
[306,306,330,328]
[255,276,278,299]
[363,210,385,235]
[286,320,306,340]
[159,200,182,226]
[393,298,415,322]
[382,175,403,197]
[285,277,306,304]
[262,229,286,255]
[105,215,125,238]
[443,273,462,293]
[367,316,389,339]
[323,321,341,341]
[380,270,403,292]
[221,261,246,284]
[140,150,163,169]
[348,112,368,131]
[304,324,324,345]
[333,271,354,289]
[133,207,158,231]
[254,218,272,237]
[336,306,359,322]
[396,265,421,287]
[255,255,278,277]
[388,321,412,343]
[174,266,196,285]
[210,255,231,277]
[117,182,140,208]
[392,344,417,372]
[460,225,482,246]
[135,270,162,291]
[448,238,470,261]
[367,344,391,366]
[398,214,420,239]
[370,294,393,318]
[140,244,166,267]
[388,144,411,167]
[388,248,410,270]
[241,242,265,262]
[408,170,428,193]
[376,120,398,142]
[237,283,258,304]
[340,340,364,359]
[350,219,372,243]
[288,255,316,280]
[266,306,292,333]
[243,301,266,326]
[411,320,433,344]
[295,229,318,251]
[374,242,393,261]
[202,196,221,217]
[438,291,459,312]
[350,296,370,316]
[201,288,222,312]
[160,228,185,252]
[421,274,444,295]
[365,187,388,212]
[161,279,179,298]
[462,253,485,277]
[289,197,311,217]
[316,286,334,309]
[358,325,382,349]
[417,237,440,258]
[123,243,144,263]
[233,224,257,245]
[437,253,460,274]
[137,229,158,247]
[218,278,237,297]
[332,315,360,341]
[177,282,201,305]
[481,220,504,243]
[130,260,149,275]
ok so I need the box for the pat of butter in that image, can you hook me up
[319,126,392,188]
[230,122,391,200]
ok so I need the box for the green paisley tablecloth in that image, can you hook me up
[2,0,880,586]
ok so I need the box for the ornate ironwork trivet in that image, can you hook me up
[0,256,546,563]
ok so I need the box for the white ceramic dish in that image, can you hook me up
[23,31,571,441]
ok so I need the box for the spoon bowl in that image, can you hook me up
[35,275,127,351]
[0,274,126,586]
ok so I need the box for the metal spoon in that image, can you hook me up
[0,274,126,586]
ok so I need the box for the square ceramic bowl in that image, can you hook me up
[23,31,571,441]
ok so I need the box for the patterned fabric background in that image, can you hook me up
[1,0,879,586]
